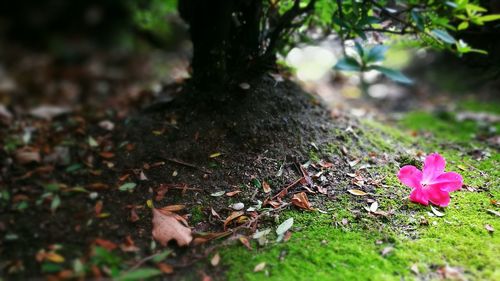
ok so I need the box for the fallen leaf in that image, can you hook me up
[14,147,41,164]
[45,252,65,263]
[253,262,266,272]
[120,236,140,252]
[437,266,465,281]
[98,120,115,131]
[487,209,500,217]
[348,189,367,196]
[276,218,294,236]
[118,182,136,192]
[87,183,109,190]
[209,152,222,158]
[410,264,419,275]
[29,105,71,120]
[239,236,252,250]
[94,238,118,250]
[130,208,140,222]
[152,209,192,247]
[430,206,445,217]
[291,192,313,210]
[210,191,225,197]
[485,224,494,233]
[94,201,103,216]
[159,205,186,212]
[226,190,242,197]
[210,253,221,266]
[140,171,148,181]
[223,211,244,229]
[262,181,271,193]
[99,152,115,159]
[381,246,394,256]
[230,203,245,210]
[369,201,379,213]
[157,263,174,274]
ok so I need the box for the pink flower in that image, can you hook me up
[397,153,463,207]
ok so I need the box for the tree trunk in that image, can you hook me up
[178,0,265,90]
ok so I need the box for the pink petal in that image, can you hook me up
[422,153,446,184]
[430,172,463,192]
[409,187,429,205]
[398,165,423,189]
[426,186,451,207]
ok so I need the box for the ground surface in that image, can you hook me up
[0,46,499,281]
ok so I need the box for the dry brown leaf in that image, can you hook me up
[262,181,271,193]
[152,208,192,247]
[239,237,252,250]
[291,192,313,210]
[223,211,244,229]
[159,204,186,212]
[14,147,41,164]
[99,151,115,159]
[94,238,118,250]
[87,183,109,190]
[130,208,140,222]
[348,189,367,196]
[157,263,174,274]
[120,235,139,252]
[226,190,242,197]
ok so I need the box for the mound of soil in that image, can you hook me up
[1,71,361,279]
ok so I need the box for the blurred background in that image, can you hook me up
[0,0,499,133]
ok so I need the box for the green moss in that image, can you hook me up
[222,107,499,281]
[191,205,205,224]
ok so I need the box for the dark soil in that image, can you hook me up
[0,48,362,280]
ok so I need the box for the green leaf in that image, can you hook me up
[366,45,388,63]
[354,41,364,57]
[411,10,425,31]
[51,195,61,212]
[432,29,456,44]
[371,66,413,84]
[457,21,469,30]
[118,182,137,192]
[334,57,361,71]
[478,14,500,22]
[117,268,162,281]
[151,249,173,263]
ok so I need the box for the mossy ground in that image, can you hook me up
[221,102,499,280]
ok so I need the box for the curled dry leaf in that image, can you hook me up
[291,192,313,210]
[223,211,244,229]
[348,189,367,196]
[152,208,192,247]
[262,181,271,193]
[14,147,41,164]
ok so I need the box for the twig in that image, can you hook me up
[271,177,304,200]
[164,158,212,174]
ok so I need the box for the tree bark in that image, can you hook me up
[178,0,264,89]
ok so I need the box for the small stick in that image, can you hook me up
[271,177,303,200]
[164,158,212,174]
